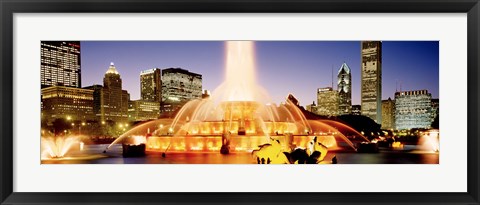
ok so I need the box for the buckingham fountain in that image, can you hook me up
[40,41,440,164]
[102,41,371,163]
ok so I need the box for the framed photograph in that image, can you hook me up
[1,0,479,204]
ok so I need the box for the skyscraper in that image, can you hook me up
[394,90,433,130]
[85,63,130,123]
[41,86,94,122]
[431,98,439,121]
[361,41,382,123]
[337,62,352,115]
[202,90,211,99]
[128,100,161,122]
[41,41,81,88]
[381,98,395,130]
[306,101,318,114]
[316,87,339,116]
[351,105,361,116]
[161,68,202,117]
[140,68,162,102]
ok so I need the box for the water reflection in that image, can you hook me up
[41,144,439,164]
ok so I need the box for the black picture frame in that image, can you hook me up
[1,0,479,204]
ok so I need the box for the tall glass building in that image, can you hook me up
[316,87,339,116]
[361,41,382,123]
[41,41,81,88]
[161,68,202,117]
[84,63,130,123]
[337,62,352,115]
[140,68,162,102]
[394,90,433,130]
[381,98,395,130]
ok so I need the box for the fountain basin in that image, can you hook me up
[122,143,146,157]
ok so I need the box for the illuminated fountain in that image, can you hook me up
[108,41,369,160]
[41,135,80,159]
[41,133,106,162]
[418,129,440,152]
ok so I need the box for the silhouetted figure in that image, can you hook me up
[267,158,271,164]
[257,158,261,164]
[220,134,230,154]
[307,151,321,164]
[332,155,337,164]
[261,158,266,164]
[162,153,166,158]
[290,148,309,164]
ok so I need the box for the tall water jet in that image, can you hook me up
[212,41,270,105]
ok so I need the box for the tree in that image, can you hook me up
[431,113,439,129]
[338,115,382,139]
[51,118,73,135]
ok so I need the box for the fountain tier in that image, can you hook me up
[110,41,369,155]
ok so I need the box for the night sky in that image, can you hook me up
[80,41,439,106]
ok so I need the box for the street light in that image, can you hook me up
[70,123,75,135]
[79,122,85,135]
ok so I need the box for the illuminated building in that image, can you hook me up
[361,41,382,123]
[337,62,352,115]
[287,94,300,106]
[41,41,81,88]
[394,90,433,130]
[202,90,211,99]
[41,86,94,121]
[316,87,339,116]
[306,101,318,114]
[381,98,395,130]
[161,68,202,117]
[352,105,361,115]
[431,98,439,120]
[140,68,162,102]
[128,100,161,121]
[84,62,130,123]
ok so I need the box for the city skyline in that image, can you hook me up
[80,41,439,106]
[40,41,441,165]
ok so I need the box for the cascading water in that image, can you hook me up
[107,41,369,154]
